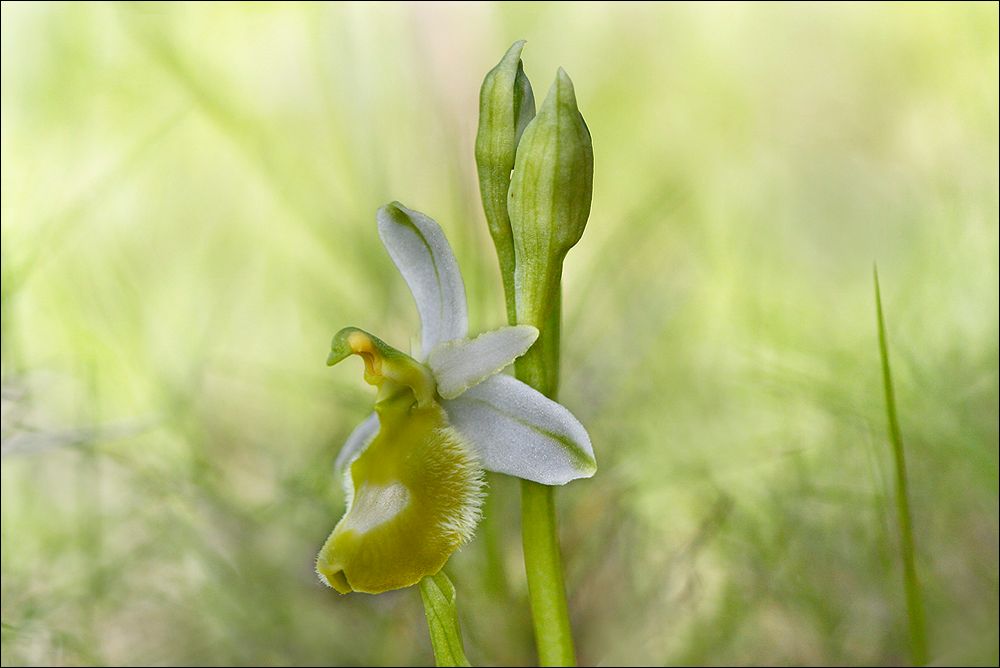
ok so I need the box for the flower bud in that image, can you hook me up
[507,67,594,329]
[475,40,536,321]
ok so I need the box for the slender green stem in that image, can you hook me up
[520,479,576,666]
[499,247,518,326]
[419,572,472,667]
[486,200,519,327]
[496,223,576,664]
[874,266,928,666]
[514,284,577,667]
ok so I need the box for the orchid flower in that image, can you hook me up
[316,201,596,595]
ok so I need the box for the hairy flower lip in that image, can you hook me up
[318,397,483,595]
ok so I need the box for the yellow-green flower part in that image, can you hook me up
[317,328,483,594]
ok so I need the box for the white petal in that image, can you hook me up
[443,375,596,485]
[377,202,468,359]
[428,325,539,400]
[335,412,379,470]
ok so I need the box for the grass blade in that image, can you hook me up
[874,265,928,666]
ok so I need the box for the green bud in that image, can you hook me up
[508,67,593,333]
[475,40,536,323]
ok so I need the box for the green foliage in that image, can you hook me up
[1,3,997,666]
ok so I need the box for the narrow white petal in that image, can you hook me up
[428,325,539,399]
[443,375,596,485]
[335,412,379,471]
[377,202,468,359]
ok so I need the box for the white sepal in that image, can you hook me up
[443,374,596,485]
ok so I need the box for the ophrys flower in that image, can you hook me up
[317,201,596,594]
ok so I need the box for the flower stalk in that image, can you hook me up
[419,571,472,667]
[478,43,595,667]
[515,282,572,666]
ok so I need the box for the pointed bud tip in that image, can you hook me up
[539,67,578,114]
[379,200,404,217]
[505,39,527,59]
[501,40,527,65]
[487,40,528,78]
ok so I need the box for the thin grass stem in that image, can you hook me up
[874,265,928,666]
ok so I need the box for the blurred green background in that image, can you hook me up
[2,2,997,666]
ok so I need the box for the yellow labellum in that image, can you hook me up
[318,329,483,594]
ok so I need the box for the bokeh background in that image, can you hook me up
[2,2,997,666]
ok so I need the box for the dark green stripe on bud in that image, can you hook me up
[476,40,536,323]
[508,67,594,333]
